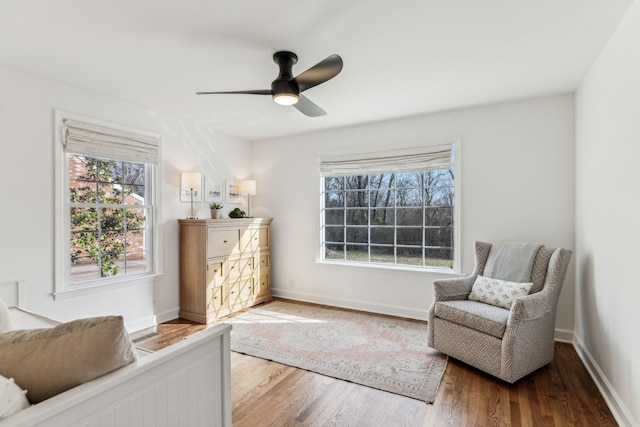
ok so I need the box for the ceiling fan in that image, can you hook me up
[196,51,343,117]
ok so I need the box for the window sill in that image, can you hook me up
[53,273,164,300]
[313,259,460,277]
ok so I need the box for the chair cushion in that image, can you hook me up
[434,300,510,338]
[468,275,533,309]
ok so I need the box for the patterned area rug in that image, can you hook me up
[224,300,447,403]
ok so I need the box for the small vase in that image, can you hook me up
[210,209,223,219]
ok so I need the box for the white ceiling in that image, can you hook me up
[0,0,633,141]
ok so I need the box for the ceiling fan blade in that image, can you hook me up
[293,94,326,117]
[196,90,271,95]
[293,54,343,93]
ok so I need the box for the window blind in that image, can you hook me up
[63,119,160,164]
[319,143,452,176]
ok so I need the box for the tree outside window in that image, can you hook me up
[68,155,150,283]
[321,170,454,269]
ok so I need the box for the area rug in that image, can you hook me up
[224,300,447,403]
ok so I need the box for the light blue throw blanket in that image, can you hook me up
[483,242,542,283]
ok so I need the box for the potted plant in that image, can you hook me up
[228,207,246,218]
[209,203,224,219]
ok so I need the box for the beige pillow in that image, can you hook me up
[468,275,533,310]
[0,316,137,403]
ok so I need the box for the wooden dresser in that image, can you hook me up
[178,218,273,324]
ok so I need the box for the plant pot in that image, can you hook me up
[210,209,223,219]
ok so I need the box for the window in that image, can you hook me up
[54,113,161,297]
[319,143,456,270]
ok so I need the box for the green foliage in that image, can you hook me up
[209,202,224,209]
[70,157,145,278]
[229,207,246,218]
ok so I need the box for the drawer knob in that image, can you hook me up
[223,240,228,243]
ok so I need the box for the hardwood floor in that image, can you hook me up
[135,303,618,427]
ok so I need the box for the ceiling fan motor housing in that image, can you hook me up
[272,51,299,96]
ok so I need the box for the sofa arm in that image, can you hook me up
[508,291,550,324]
[433,275,477,301]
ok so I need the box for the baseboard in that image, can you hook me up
[272,288,428,321]
[554,328,573,343]
[125,315,157,333]
[274,289,581,341]
[154,307,180,325]
[573,336,637,427]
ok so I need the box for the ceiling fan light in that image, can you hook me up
[273,93,299,106]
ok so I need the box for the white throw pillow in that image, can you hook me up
[0,375,30,419]
[468,275,533,309]
[0,298,13,332]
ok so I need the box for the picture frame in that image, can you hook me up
[225,179,243,204]
[204,177,224,204]
[180,188,202,202]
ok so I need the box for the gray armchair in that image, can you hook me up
[427,241,572,383]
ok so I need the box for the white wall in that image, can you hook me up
[0,66,251,331]
[252,94,576,335]
[575,1,640,426]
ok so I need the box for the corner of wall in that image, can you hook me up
[573,336,638,427]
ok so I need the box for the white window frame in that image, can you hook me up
[53,111,163,299]
[317,138,461,274]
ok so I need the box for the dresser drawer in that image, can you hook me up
[255,274,270,298]
[228,279,253,307]
[228,256,254,279]
[242,226,269,251]
[206,259,225,288]
[206,286,224,312]
[258,252,270,271]
[207,228,240,257]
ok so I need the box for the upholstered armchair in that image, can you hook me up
[427,241,572,383]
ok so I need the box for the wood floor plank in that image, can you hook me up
[138,302,619,427]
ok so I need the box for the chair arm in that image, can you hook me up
[508,291,550,323]
[433,275,477,301]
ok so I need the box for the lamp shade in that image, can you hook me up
[181,172,202,190]
[239,180,257,196]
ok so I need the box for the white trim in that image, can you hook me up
[54,110,163,298]
[0,278,27,307]
[53,273,163,300]
[316,136,462,274]
[124,314,157,333]
[553,328,574,343]
[452,138,462,273]
[273,288,429,321]
[154,307,181,325]
[573,336,637,427]
[313,258,461,277]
